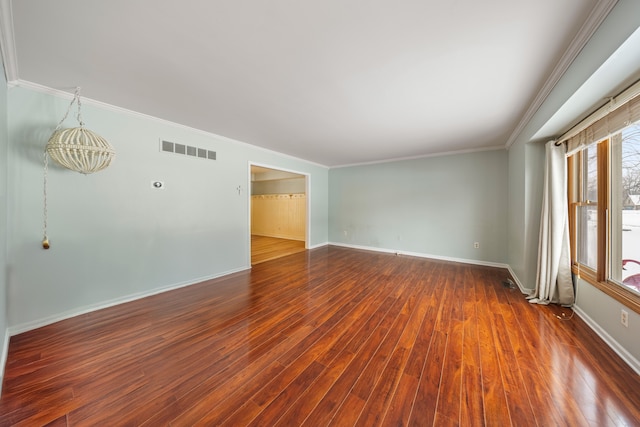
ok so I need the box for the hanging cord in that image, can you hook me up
[42,149,50,249]
[42,87,82,249]
[75,88,85,127]
[54,87,83,131]
[556,308,575,321]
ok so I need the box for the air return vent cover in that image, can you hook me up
[160,139,216,161]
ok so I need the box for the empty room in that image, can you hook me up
[1,1,640,426]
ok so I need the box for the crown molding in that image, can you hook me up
[0,0,18,82]
[13,79,330,169]
[504,0,618,149]
[331,145,505,169]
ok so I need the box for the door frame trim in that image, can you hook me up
[247,162,311,267]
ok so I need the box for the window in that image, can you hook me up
[612,124,640,286]
[565,81,640,312]
[576,143,598,271]
[568,121,640,313]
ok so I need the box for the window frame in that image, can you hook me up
[568,138,640,314]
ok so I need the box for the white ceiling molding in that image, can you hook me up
[0,0,18,82]
[504,0,618,149]
[331,145,506,170]
[16,78,505,169]
[8,1,629,166]
[14,79,329,169]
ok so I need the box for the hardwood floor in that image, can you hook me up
[1,246,639,426]
[251,235,306,265]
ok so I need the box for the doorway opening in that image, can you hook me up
[249,164,308,265]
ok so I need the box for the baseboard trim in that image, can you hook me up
[308,242,329,250]
[328,243,640,374]
[6,249,638,381]
[0,328,9,395]
[506,266,534,295]
[8,266,250,337]
[573,305,640,375]
[328,242,510,269]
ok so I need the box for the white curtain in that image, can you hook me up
[529,141,574,306]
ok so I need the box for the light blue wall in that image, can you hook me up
[2,0,640,376]
[508,0,640,290]
[507,140,526,284]
[507,0,640,365]
[0,55,9,388]
[329,149,508,264]
[575,278,640,372]
[6,86,328,329]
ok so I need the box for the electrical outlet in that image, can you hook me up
[474,242,479,249]
[621,309,629,327]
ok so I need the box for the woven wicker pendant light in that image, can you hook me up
[46,88,115,173]
[47,127,114,173]
[42,88,115,249]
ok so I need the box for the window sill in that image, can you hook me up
[573,265,640,314]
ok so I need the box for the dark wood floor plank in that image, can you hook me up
[474,273,513,426]
[299,300,411,424]
[273,284,401,425]
[168,255,397,425]
[357,266,440,426]
[141,269,362,423]
[460,267,484,426]
[247,360,327,426]
[41,415,68,427]
[491,311,538,426]
[348,299,416,401]
[499,285,579,427]
[382,372,420,426]
[70,328,281,425]
[272,351,352,427]
[353,346,408,426]
[334,262,425,424]
[238,304,368,421]
[1,247,639,427]
[331,309,410,422]
[201,289,391,425]
[158,327,313,425]
[216,399,263,427]
[502,285,597,426]
[171,361,285,427]
[0,387,74,427]
[407,329,448,426]
[434,266,465,426]
[300,265,421,425]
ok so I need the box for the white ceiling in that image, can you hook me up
[2,0,614,166]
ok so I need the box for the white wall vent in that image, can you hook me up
[160,139,216,161]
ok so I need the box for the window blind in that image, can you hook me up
[560,79,640,155]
